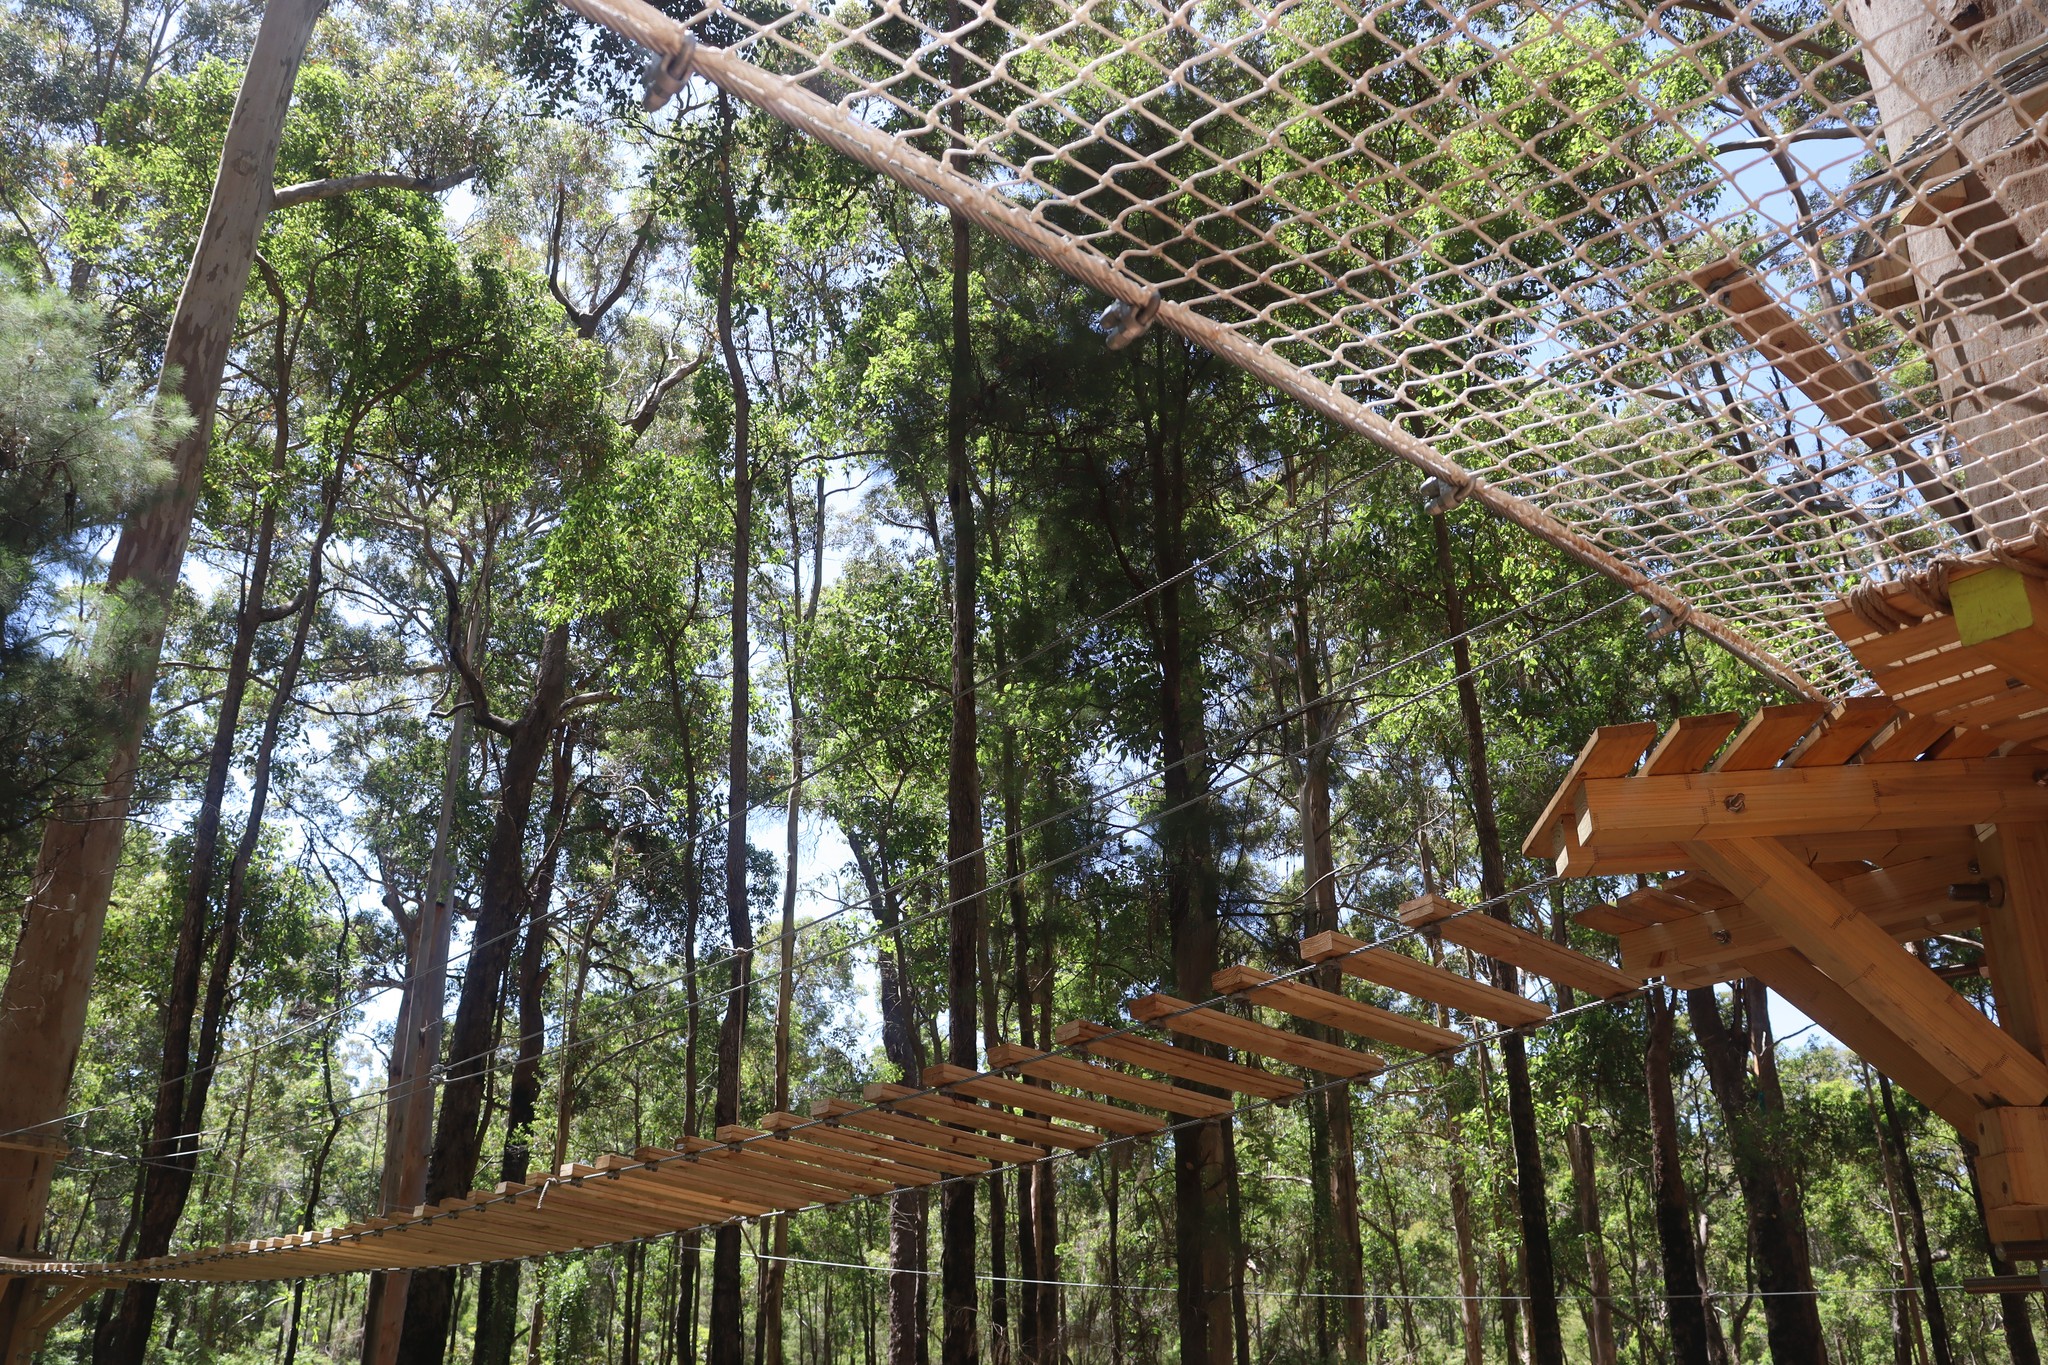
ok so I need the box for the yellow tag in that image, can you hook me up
[1952,567,2034,646]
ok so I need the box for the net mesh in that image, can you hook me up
[566,0,2048,696]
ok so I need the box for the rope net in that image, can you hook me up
[556,0,2048,696]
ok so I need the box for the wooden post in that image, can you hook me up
[1848,0,2048,536]
[1982,823,2048,1062]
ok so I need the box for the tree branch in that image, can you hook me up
[269,165,482,211]
[626,342,709,436]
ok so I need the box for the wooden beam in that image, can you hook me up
[922,1063,1165,1136]
[863,1082,1100,1150]
[1399,894,1640,998]
[811,1098,1040,1165]
[983,1042,1234,1118]
[1786,696,1901,767]
[1575,755,2048,848]
[1744,949,1981,1134]
[1053,1020,1301,1103]
[1212,965,1464,1053]
[1688,838,2048,1109]
[1711,702,1827,771]
[717,1125,944,1187]
[1641,712,1744,775]
[1127,993,1385,1078]
[1555,826,1980,880]
[1300,932,1550,1026]
[1982,823,2048,1062]
[1520,722,1660,859]
[763,1110,992,1177]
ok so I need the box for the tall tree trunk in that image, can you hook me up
[396,624,574,1365]
[473,726,575,1365]
[854,838,926,1365]
[706,91,756,1365]
[1645,987,1714,1365]
[0,3,327,1351]
[1430,512,1565,1365]
[1966,1152,2043,1365]
[940,47,984,1361]
[1564,1124,1619,1365]
[1878,1074,1952,1365]
[1003,738,1043,1365]
[1685,984,1828,1364]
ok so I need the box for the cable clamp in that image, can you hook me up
[643,35,699,112]
[1096,291,1161,351]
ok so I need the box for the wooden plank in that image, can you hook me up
[1710,702,1828,771]
[1689,838,2048,1109]
[683,1135,902,1197]
[1127,993,1385,1078]
[1927,725,2009,760]
[812,1098,1040,1166]
[1786,696,1901,767]
[760,1111,991,1177]
[1641,712,1744,775]
[1744,949,1981,1133]
[1212,965,1464,1053]
[1861,711,1956,763]
[1398,894,1640,998]
[1300,931,1550,1026]
[1573,754,2048,848]
[1982,823,2048,1062]
[616,1148,807,1217]
[863,1082,1099,1150]
[984,1042,1234,1118]
[1519,721,1661,859]
[1053,1020,1300,1103]
[717,1124,944,1187]
[922,1063,1165,1136]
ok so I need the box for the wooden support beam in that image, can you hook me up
[1399,894,1640,999]
[1520,721,1660,858]
[1744,949,1981,1133]
[1054,1020,1299,1102]
[1553,825,1979,880]
[1614,855,1979,980]
[1212,965,1464,1053]
[1689,839,2048,1110]
[1982,823,2048,1062]
[718,1125,944,1187]
[1127,993,1385,1078]
[1786,696,1901,767]
[922,1063,1166,1136]
[984,1042,1234,1118]
[863,1082,1100,1149]
[1575,754,2048,848]
[811,1098,1036,1167]
[760,1111,991,1177]
[1977,1108,2048,1207]
[1299,931,1550,1026]
[1641,712,1744,775]
[1711,702,1827,771]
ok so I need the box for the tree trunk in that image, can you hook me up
[1849,0,2048,538]
[1004,737,1041,1365]
[1685,984,1828,1365]
[1878,1073,1952,1365]
[0,3,327,1351]
[396,624,573,1365]
[1564,1124,1619,1365]
[1430,512,1565,1365]
[1966,1152,2043,1365]
[706,91,756,1365]
[1645,988,1715,1365]
[473,726,575,1365]
[855,838,927,1365]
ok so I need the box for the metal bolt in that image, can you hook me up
[1712,929,1732,945]
[1724,793,1746,813]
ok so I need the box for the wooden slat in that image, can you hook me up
[1786,696,1901,767]
[1054,1020,1300,1103]
[1690,838,2048,1110]
[1928,725,2009,760]
[1213,965,1464,1053]
[717,1124,944,1187]
[626,1146,820,1214]
[1862,712,1958,763]
[1128,993,1384,1077]
[1641,712,1744,775]
[1519,721,1662,859]
[761,1110,992,1177]
[984,1042,1233,1118]
[687,1135,902,1197]
[1710,702,1827,771]
[922,1062,1166,1136]
[812,1098,1041,1166]
[1300,931,1550,1026]
[863,1082,1100,1149]
[1400,894,1640,998]
[1572,754,2048,848]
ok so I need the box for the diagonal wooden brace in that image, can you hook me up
[1687,837,2048,1111]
